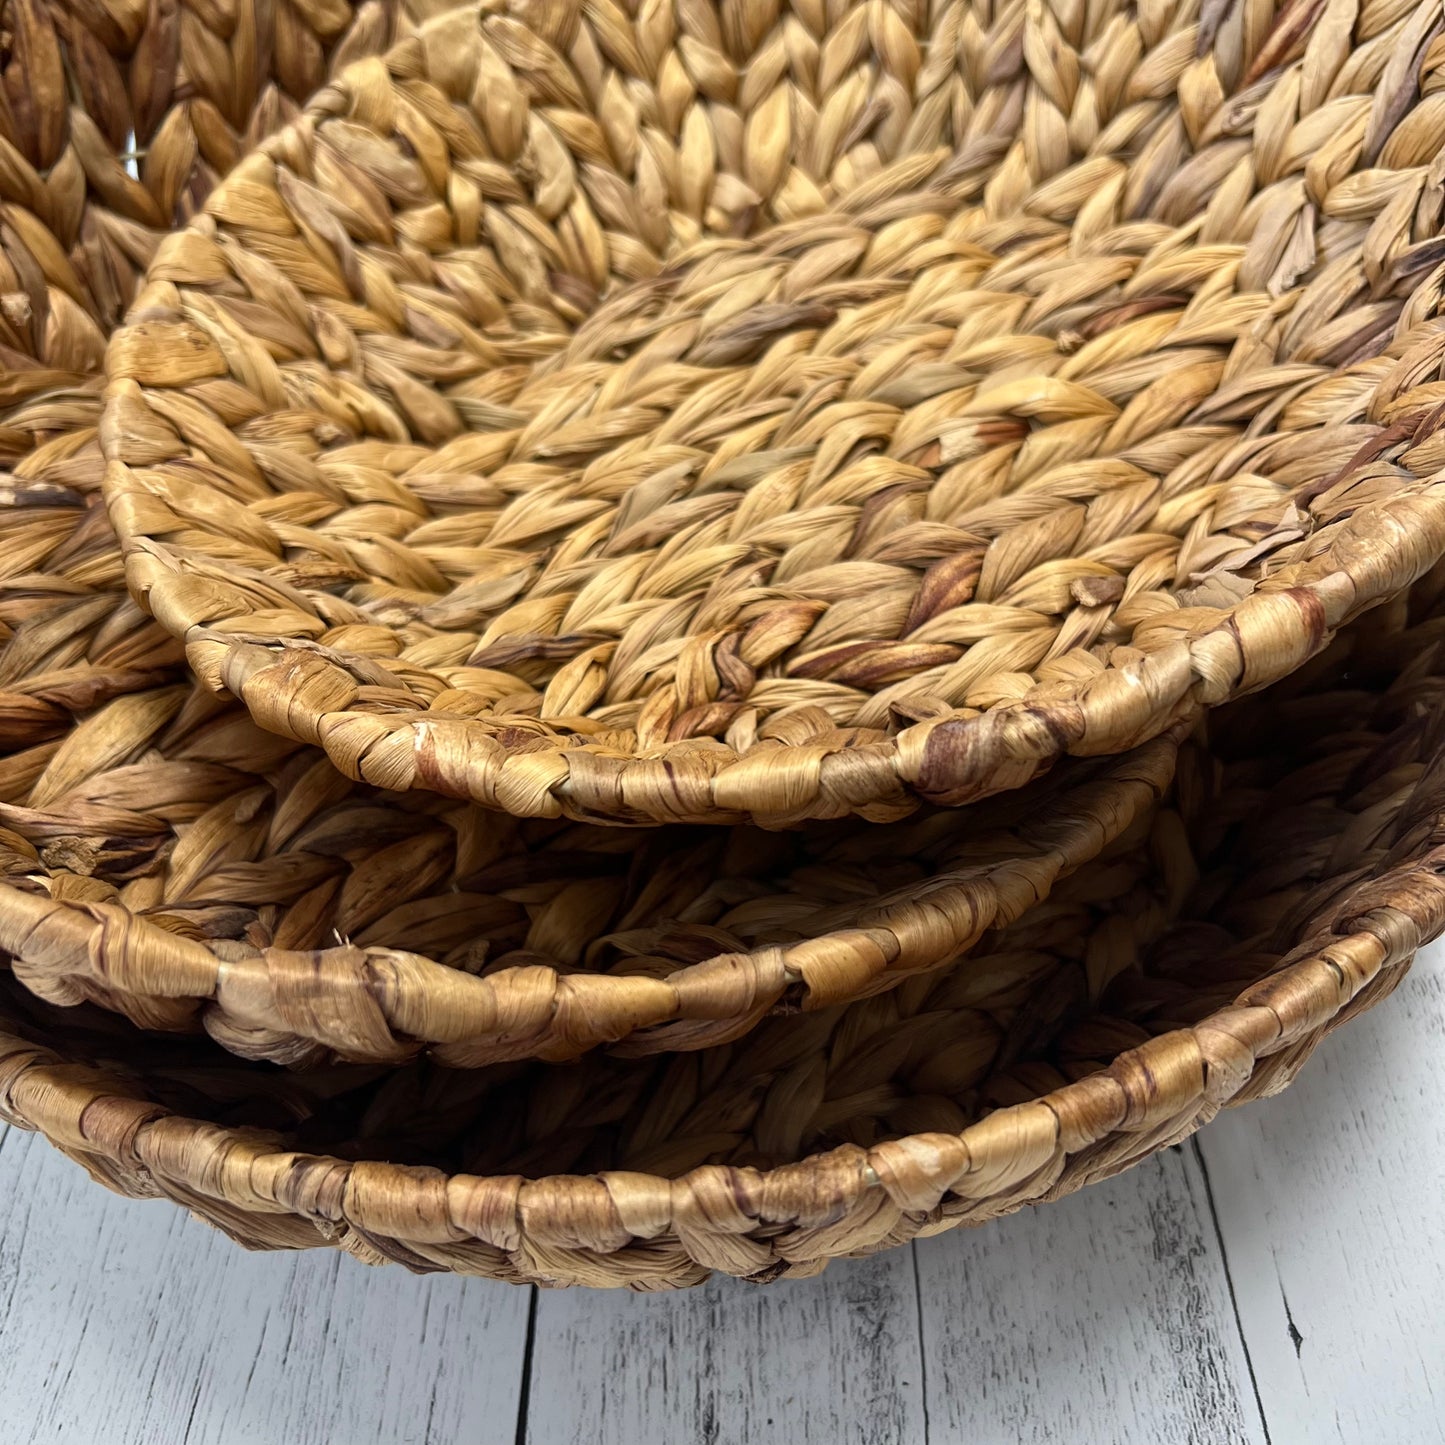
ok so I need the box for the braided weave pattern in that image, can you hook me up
[0,0,419,388]
[0,681,1177,1064]
[0,1,1224,1070]
[0,0,428,716]
[0,0,460,848]
[0,408,1180,1068]
[2,577,1443,1285]
[0,0,436,870]
[104,0,1445,824]
[1,0,1444,1293]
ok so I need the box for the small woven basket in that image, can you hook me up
[104,0,1445,827]
[2,579,1442,1287]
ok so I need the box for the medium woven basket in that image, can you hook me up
[103,0,1445,827]
[0,675,1176,1063]
[2,578,1442,1287]
[1,2,1196,1069]
[1,377,1179,1068]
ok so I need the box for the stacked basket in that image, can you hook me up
[2,0,1445,1287]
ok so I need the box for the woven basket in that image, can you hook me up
[103,0,1445,827]
[3,467,1184,1069]
[1,0,1199,1068]
[2,579,1442,1286]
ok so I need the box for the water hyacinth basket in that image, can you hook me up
[4,296,1180,1066]
[0,0,1444,1294]
[101,0,1445,826]
[2,577,1444,1285]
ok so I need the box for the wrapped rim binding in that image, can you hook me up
[103,0,1445,827]
[2,577,1444,1287]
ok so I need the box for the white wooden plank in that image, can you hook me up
[1196,943,1445,1445]
[0,1127,532,1445]
[525,1247,926,1445]
[914,1147,1268,1445]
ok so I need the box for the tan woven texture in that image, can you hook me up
[0,0,456,884]
[2,576,1443,1286]
[0,0,434,714]
[0,0,1246,1068]
[0,660,1177,1063]
[104,0,1445,826]
[0,0,437,1039]
[0,0,423,382]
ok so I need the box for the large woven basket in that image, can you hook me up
[103,0,1445,827]
[2,579,1442,1287]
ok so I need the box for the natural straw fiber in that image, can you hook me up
[0,0,476,898]
[0,7,1192,1070]
[0,0,437,721]
[2,577,1443,1286]
[0,0,439,998]
[2,299,1182,1072]
[0,0,419,378]
[104,0,1445,826]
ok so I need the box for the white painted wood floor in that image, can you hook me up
[2,945,1442,1445]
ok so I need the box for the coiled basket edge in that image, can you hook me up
[0,875,1427,1289]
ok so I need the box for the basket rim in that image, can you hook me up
[108,495,1445,827]
[2,837,1439,1285]
[0,730,1178,1067]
